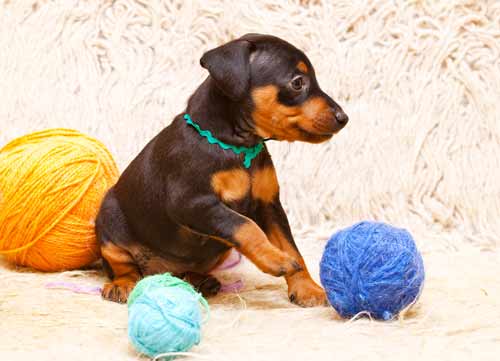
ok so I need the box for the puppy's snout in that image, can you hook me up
[303,95,348,136]
[335,110,349,125]
[320,92,348,132]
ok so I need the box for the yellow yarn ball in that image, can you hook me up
[0,129,119,271]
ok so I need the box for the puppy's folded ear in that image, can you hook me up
[200,39,253,101]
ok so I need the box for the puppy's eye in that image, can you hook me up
[290,76,304,91]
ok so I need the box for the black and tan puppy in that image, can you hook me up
[96,33,348,307]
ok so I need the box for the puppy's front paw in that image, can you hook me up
[102,280,136,303]
[288,279,328,307]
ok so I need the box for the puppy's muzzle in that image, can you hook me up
[313,108,349,135]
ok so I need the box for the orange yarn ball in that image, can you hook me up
[0,129,119,271]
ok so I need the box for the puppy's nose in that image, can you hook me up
[335,111,349,125]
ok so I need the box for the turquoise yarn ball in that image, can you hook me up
[127,274,209,359]
[320,221,425,320]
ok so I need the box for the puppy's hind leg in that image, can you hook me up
[96,189,141,303]
[100,242,141,303]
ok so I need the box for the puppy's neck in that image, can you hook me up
[185,77,263,148]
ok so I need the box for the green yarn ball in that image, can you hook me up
[127,273,197,307]
[127,274,209,359]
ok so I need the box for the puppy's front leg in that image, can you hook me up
[174,199,302,277]
[256,201,327,307]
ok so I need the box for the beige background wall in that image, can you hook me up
[2,1,499,247]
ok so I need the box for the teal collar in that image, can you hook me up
[183,114,265,169]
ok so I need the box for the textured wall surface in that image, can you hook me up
[2,0,499,246]
[1,1,500,361]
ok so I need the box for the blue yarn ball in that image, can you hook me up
[320,221,425,320]
[127,274,209,359]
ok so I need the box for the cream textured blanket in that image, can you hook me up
[1,1,499,361]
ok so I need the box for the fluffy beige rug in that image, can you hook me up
[1,1,500,360]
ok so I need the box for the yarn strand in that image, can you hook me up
[0,160,99,255]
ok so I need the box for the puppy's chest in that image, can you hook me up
[210,165,279,213]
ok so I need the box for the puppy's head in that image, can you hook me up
[200,33,348,143]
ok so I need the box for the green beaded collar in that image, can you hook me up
[183,114,265,169]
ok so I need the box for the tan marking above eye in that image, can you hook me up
[252,165,279,203]
[211,168,251,203]
[297,61,308,73]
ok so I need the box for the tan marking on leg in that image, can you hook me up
[251,165,279,203]
[233,220,302,277]
[101,242,141,303]
[267,224,327,307]
[211,168,251,203]
[297,61,309,73]
[286,271,327,307]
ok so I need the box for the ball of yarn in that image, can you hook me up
[128,274,209,359]
[0,129,118,271]
[320,221,425,320]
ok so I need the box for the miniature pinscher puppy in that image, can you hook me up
[95,33,348,307]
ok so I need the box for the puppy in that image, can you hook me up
[96,33,348,307]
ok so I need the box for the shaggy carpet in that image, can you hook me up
[1,1,499,360]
